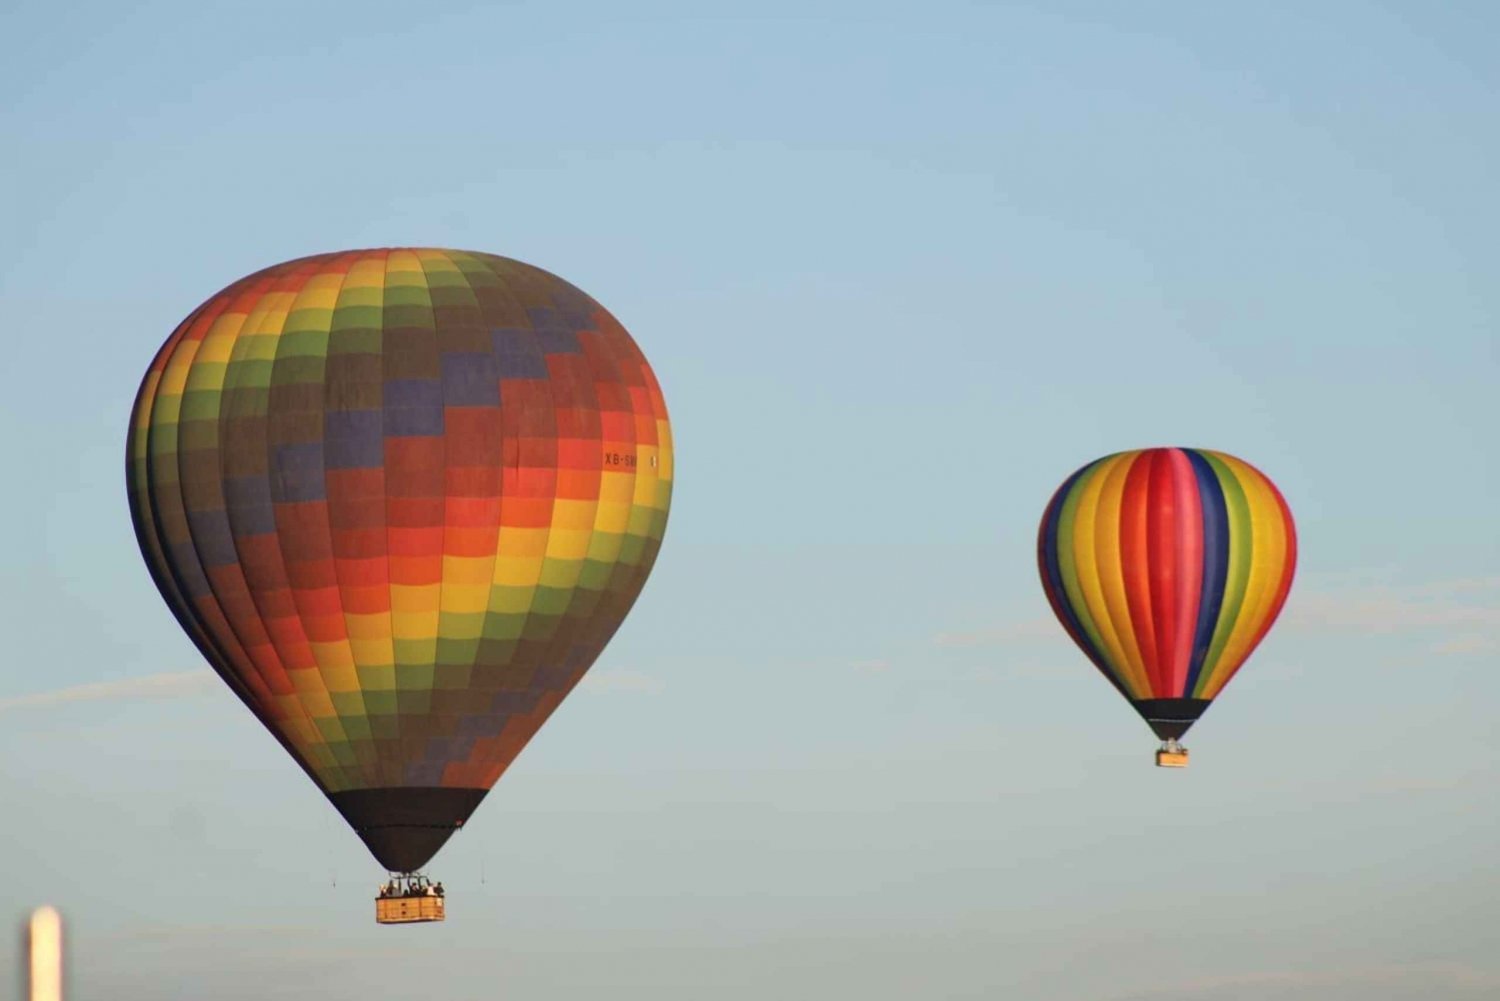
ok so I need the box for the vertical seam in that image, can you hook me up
[438,251,508,782]
[309,253,374,785]
[188,273,301,707]
[248,258,355,788]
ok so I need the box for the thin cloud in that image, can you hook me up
[936,579,1500,650]
[578,669,665,694]
[0,670,216,713]
[850,659,891,673]
[1113,962,1500,1000]
[1287,577,1500,637]
[933,617,1057,648]
[1407,576,1500,595]
[1431,633,1498,655]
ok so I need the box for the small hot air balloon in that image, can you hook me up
[1037,448,1295,767]
[127,249,673,920]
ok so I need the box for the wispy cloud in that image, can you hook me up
[933,617,1057,648]
[87,923,389,998]
[935,577,1500,657]
[849,658,891,673]
[1288,583,1500,631]
[579,669,665,694]
[1112,962,1500,1000]
[1287,576,1500,654]
[0,670,216,713]
[1431,633,1498,655]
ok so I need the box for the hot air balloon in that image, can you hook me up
[1037,448,1294,767]
[127,249,673,921]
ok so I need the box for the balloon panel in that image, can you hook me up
[128,250,673,802]
[1038,448,1294,721]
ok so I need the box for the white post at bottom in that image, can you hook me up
[28,906,62,1001]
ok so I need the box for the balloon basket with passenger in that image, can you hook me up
[375,873,446,925]
[1155,739,1189,768]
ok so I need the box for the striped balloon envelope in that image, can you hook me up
[127,249,672,874]
[1037,448,1295,763]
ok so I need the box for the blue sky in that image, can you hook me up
[2,2,1497,998]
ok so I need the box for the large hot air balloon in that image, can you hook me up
[127,249,672,920]
[1037,448,1294,767]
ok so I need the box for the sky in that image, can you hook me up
[1,1,1497,998]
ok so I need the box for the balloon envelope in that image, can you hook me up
[1037,448,1294,740]
[128,249,673,871]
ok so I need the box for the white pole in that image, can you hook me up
[28,906,62,1001]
